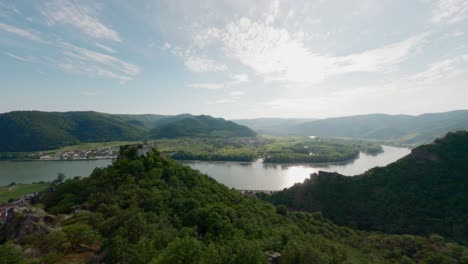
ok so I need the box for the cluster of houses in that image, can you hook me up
[40,147,118,161]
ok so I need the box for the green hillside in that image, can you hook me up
[0,111,150,152]
[0,111,255,152]
[150,114,256,138]
[1,145,466,263]
[293,110,468,145]
[264,131,468,245]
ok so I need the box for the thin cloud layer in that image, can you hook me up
[40,0,121,42]
[184,56,227,72]
[432,0,468,24]
[0,23,41,41]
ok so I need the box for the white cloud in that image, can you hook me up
[408,57,467,84]
[207,90,245,105]
[188,83,225,89]
[161,42,171,50]
[184,56,227,72]
[432,0,468,24]
[204,17,426,85]
[95,43,116,53]
[56,42,139,82]
[229,91,245,97]
[230,73,249,84]
[333,34,427,73]
[208,98,237,104]
[450,31,465,37]
[193,28,221,48]
[0,23,41,41]
[463,55,468,60]
[264,0,280,25]
[188,73,248,91]
[40,0,121,42]
[5,52,40,63]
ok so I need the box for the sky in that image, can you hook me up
[0,0,467,119]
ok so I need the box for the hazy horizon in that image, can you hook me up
[1,0,468,119]
[1,108,467,121]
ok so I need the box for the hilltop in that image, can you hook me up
[150,114,256,138]
[264,131,468,245]
[0,144,466,263]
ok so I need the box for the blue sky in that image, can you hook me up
[1,0,467,119]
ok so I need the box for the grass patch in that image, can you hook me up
[0,183,49,203]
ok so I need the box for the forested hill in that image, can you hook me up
[0,111,154,152]
[292,110,468,146]
[0,111,255,152]
[1,145,466,263]
[264,131,468,245]
[150,114,256,138]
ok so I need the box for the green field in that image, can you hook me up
[0,136,383,163]
[0,183,49,203]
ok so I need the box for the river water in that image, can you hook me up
[0,145,410,190]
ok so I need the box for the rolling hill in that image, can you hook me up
[0,111,152,152]
[0,111,255,152]
[292,110,468,145]
[264,131,468,245]
[150,114,256,138]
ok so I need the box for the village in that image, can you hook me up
[39,146,118,161]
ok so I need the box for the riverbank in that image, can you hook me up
[0,136,385,164]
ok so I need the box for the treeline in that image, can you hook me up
[1,145,466,263]
[264,131,468,245]
[170,150,255,162]
[263,138,381,163]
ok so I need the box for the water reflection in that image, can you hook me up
[0,146,410,190]
[183,145,410,190]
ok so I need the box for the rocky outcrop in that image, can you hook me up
[3,206,58,241]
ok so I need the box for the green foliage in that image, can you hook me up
[266,131,468,245]
[157,137,260,162]
[151,236,204,264]
[0,111,255,152]
[263,137,381,163]
[0,111,152,152]
[3,142,466,263]
[150,114,256,139]
[0,183,49,203]
[0,243,25,264]
[62,223,101,251]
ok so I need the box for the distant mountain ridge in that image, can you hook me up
[0,111,255,152]
[234,110,468,146]
[293,110,468,145]
[265,131,468,244]
[233,118,317,135]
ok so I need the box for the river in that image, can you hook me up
[0,145,410,190]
